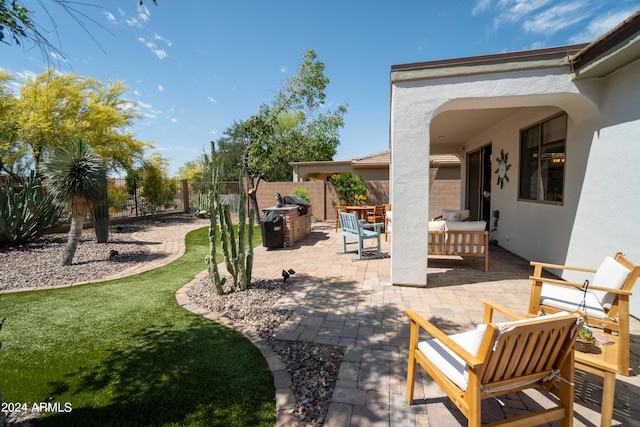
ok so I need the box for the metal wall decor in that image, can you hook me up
[495,149,511,189]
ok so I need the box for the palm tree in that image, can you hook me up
[41,137,107,266]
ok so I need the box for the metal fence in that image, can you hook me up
[188,181,241,214]
[108,178,185,219]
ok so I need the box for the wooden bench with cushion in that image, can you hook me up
[429,220,489,272]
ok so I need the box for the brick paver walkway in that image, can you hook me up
[175,220,640,427]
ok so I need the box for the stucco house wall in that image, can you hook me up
[388,14,640,316]
[390,15,640,310]
[390,65,593,286]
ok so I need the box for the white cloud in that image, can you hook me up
[158,84,164,92]
[138,5,151,23]
[493,0,554,26]
[153,49,167,59]
[569,7,640,43]
[104,11,116,23]
[207,96,217,103]
[472,0,492,15]
[280,66,287,73]
[523,1,590,35]
[138,37,168,59]
[171,118,178,123]
[209,129,217,135]
[154,33,173,47]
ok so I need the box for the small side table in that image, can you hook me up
[573,334,619,427]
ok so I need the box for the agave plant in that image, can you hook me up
[40,137,107,266]
[0,172,64,246]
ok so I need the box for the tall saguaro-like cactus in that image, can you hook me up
[205,145,255,295]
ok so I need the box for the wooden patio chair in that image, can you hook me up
[527,252,639,375]
[366,204,385,225]
[335,205,347,232]
[406,299,583,427]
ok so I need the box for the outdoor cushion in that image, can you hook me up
[418,327,482,391]
[417,311,573,394]
[442,209,470,222]
[592,256,631,309]
[540,283,607,319]
[428,220,447,231]
[445,220,486,232]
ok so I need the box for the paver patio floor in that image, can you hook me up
[169,218,639,426]
[247,221,640,427]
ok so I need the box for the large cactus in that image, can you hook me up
[205,147,255,294]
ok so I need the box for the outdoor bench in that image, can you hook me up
[338,211,384,260]
[428,220,489,271]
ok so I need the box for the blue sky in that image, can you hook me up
[2,0,639,176]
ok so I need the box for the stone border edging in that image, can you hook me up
[175,272,298,427]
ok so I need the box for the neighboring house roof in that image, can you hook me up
[290,150,460,169]
[352,150,389,168]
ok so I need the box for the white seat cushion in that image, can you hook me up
[418,325,486,391]
[540,283,607,319]
[428,220,447,231]
[592,256,631,310]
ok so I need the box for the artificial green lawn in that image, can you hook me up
[0,226,274,426]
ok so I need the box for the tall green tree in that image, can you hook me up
[8,69,150,175]
[40,137,107,266]
[241,49,347,218]
[0,72,24,180]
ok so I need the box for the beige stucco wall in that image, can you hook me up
[390,65,601,286]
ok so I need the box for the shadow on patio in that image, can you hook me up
[252,220,640,426]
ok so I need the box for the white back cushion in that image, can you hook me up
[445,221,486,232]
[592,256,631,310]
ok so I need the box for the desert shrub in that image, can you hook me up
[329,173,367,204]
[292,187,311,202]
[0,173,64,247]
[108,181,129,213]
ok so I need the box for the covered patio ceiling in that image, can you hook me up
[430,107,523,147]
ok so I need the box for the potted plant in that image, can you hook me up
[575,325,599,353]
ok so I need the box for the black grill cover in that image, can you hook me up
[260,210,282,223]
[260,210,284,248]
[283,195,310,215]
[283,195,310,206]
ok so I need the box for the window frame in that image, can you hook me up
[518,113,567,205]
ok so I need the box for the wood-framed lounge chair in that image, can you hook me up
[527,252,639,375]
[406,299,583,427]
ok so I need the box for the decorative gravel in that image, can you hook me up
[1,215,343,426]
[0,226,148,292]
[187,277,344,426]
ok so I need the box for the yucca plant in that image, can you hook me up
[40,137,107,266]
[0,172,64,247]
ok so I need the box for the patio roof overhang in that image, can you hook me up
[571,9,640,79]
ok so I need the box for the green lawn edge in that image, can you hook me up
[0,225,274,427]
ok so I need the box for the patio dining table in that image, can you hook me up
[345,205,375,220]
